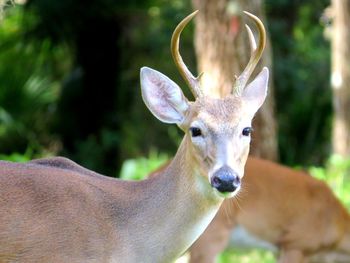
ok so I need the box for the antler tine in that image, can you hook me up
[245,24,257,52]
[171,10,203,98]
[233,11,266,95]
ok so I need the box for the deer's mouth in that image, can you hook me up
[214,186,241,199]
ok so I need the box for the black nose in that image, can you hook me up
[211,166,240,193]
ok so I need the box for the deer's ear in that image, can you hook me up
[140,67,189,124]
[242,67,269,115]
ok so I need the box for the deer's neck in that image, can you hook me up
[112,137,222,262]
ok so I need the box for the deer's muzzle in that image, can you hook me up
[210,166,240,193]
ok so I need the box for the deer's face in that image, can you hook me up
[183,96,254,196]
[140,67,268,198]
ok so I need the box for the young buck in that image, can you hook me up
[0,11,269,263]
[189,157,350,263]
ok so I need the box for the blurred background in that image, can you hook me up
[0,0,349,261]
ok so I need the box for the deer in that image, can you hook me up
[0,10,269,263]
[189,157,350,263]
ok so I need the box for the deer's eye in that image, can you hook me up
[242,127,253,136]
[190,127,202,137]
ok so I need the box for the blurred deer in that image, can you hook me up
[0,11,269,263]
[189,157,350,263]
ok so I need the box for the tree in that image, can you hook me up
[192,0,278,160]
[329,0,350,157]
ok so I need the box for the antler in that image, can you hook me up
[233,11,266,95]
[171,10,203,98]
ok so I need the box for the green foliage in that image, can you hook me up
[309,155,350,207]
[0,4,70,157]
[266,0,331,166]
[119,150,168,180]
[217,248,275,263]
[0,148,34,162]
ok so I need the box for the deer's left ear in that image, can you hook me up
[140,67,189,125]
[241,67,269,115]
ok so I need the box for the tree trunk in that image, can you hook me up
[330,0,350,157]
[192,0,278,161]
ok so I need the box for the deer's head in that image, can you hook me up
[140,11,268,198]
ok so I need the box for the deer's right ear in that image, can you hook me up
[140,67,189,124]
